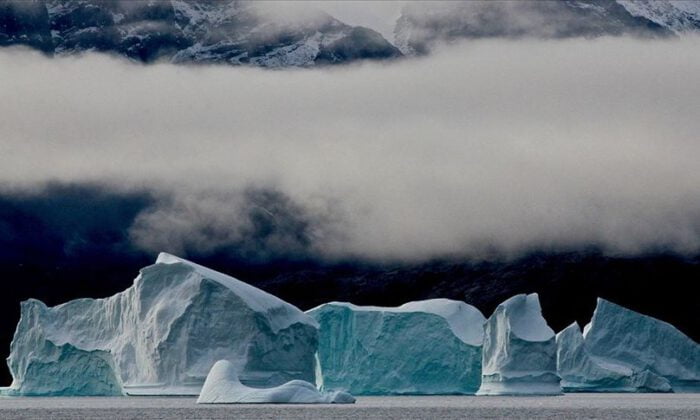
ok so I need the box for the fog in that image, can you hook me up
[2,37,700,261]
[254,1,405,40]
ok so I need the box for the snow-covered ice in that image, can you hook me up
[4,253,319,396]
[557,322,672,393]
[197,360,355,404]
[477,293,562,396]
[308,299,486,395]
[581,298,699,392]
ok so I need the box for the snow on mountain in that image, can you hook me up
[0,0,401,67]
[5,1,700,65]
[617,0,700,34]
[394,0,700,55]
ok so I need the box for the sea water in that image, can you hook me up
[0,394,698,419]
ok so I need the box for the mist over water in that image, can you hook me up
[2,37,700,262]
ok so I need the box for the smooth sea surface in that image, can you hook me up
[0,394,698,419]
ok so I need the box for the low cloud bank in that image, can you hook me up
[2,37,700,261]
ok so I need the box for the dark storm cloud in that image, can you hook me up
[1,37,700,261]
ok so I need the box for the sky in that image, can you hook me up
[2,36,700,262]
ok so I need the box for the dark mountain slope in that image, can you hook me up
[0,0,401,66]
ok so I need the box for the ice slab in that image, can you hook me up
[308,298,486,395]
[477,293,562,396]
[197,360,355,404]
[6,253,319,396]
[582,298,699,392]
[557,322,672,392]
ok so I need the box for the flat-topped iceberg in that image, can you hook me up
[477,293,562,395]
[308,299,486,395]
[557,322,672,393]
[197,360,355,404]
[5,253,319,396]
[581,298,699,392]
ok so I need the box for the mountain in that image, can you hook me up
[0,0,401,66]
[617,0,700,34]
[4,1,700,66]
[394,0,700,55]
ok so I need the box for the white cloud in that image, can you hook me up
[1,37,700,261]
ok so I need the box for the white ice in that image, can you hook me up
[581,298,699,392]
[5,253,319,396]
[197,360,355,404]
[557,322,672,392]
[477,293,562,396]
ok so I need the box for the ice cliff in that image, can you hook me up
[557,322,672,392]
[5,253,319,396]
[308,299,486,395]
[197,360,355,404]
[7,260,697,398]
[577,298,700,392]
[477,293,562,395]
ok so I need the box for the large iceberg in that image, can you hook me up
[308,299,485,395]
[5,253,319,396]
[557,322,672,393]
[581,298,700,392]
[197,360,355,404]
[477,293,562,395]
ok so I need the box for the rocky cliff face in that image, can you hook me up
[0,0,401,66]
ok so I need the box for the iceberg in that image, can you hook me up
[556,322,672,393]
[2,322,123,396]
[5,253,319,396]
[308,299,485,395]
[477,293,562,395]
[582,298,700,392]
[197,360,355,404]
